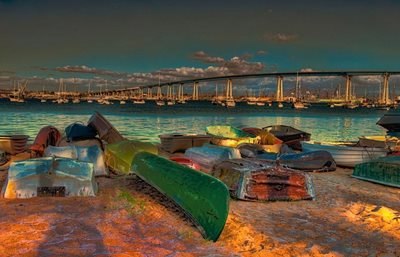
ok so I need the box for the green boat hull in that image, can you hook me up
[131,152,230,241]
[353,156,400,188]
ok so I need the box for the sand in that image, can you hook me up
[0,163,399,257]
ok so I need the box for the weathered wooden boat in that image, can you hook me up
[262,125,310,150]
[238,143,336,171]
[44,145,109,176]
[104,140,158,174]
[87,111,125,144]
[2,157,98,199]
[131,152,229,241]
[240,128,283,153]
[159,133,211,153]
[184,144,241,173]
[30,126,61,157]
[301,141,388,168]
[358,136,398,150]
[206,125,259,147]
[211,159,315,201]
[376,113,400,131]
[0,135,29,155]
[352,156,400,188]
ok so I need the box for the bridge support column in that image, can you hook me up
[276,76,284,101]
[345,75,352,102]
[192,82,199,100]
[226,79,233,100]
[147,88,152,99]
[381,73,390,105]
[178,83,184,101]
[157,86,162,99]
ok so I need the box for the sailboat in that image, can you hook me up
[87,81,93,103]
[133,88,146,104]
[211,83,222,105]
[246,89,257,105]
[223,80,235,107]
[9,81,26,103]
[256,86,265,106]
[292,73,306,109]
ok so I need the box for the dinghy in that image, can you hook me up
[237,144,336,172]
[131,152,229,241]
[0,135,29,155]
[376,113,400,132]
[262,125,310,150]
[104,140,158,174]
[184,144,241,172]
[211,159,315,201]
[301,141,388,167]
[358,136,398,150]
[206,125,259,147]
[87,111,125,144]
[2,157,98,199]
[159,133,211,153]
[352,156,400,188]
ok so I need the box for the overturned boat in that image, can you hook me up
[262,125,310,150]
[376,113,400,132]
[184,144,241,172]
[2,157,98,199]
[131,152,229,241]
[358,136,398,150]
[206,125,259,147]
[352,156,400,188]
[301,141,388,168]
[88,111,125,144]
[44,145,109,176]
[0,135,29,155]
[159,133,211,153]
[104,140,158,174]
[211,159,315,201]
[237,144,336,172]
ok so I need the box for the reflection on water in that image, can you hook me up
[0,100,390,143]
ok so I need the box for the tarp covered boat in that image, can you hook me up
[44,145,109,176]
[238,144,336,171]
[88,111,125,144]
[131,152,229,241]
[262,125,311,150]
[104,140,158,174]
[159,133,211,153]
[301,141,388,168]
[376,113,400,132]
[352,156,400,188]
[211,159,315,201]
[0,135,29,155]
[206,125,259,147]
[184,144,241,172]
[2,157,98,198]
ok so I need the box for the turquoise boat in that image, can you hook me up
[353,156,400,188]
[131,152,230,241]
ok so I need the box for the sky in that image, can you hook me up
[1,0,400,94]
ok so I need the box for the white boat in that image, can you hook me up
[301,141,388,167]
[278,102,284,108]
[292,101,307,109]
[87,99,93,103]
[167,100,175,106]
[40,99,47,103]
[256,101,265,106]
[224,99,235,108]
[120,100,126,105]
[247,101,257,105]
[133,99,146,104]
[72,98,80,104]
[156,100,165,106]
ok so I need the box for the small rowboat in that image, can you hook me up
[301,141,388,168]
[358,136,398,150]
[262,125,310,150]
[206,125,259,147]
[169,156,201,170]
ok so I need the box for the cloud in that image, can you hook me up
[191,51,225,64]
[44,65,125,78]
[264,33,298,43]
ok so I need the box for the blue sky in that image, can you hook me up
[1,0,400,92]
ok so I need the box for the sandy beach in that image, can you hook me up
[0,164,399,257]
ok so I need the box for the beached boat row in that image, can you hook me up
[1,112,399,242]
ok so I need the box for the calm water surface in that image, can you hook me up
[0,99,394,143]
